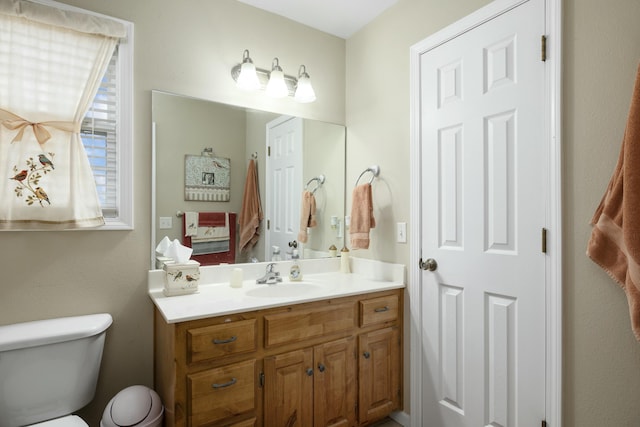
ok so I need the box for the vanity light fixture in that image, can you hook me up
[230,50,316,103]
[266,58,288,98]
[294,65,316,103]
[235,50,260,91]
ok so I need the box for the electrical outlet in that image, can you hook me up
[159,216,172,229]
[397,222,407,243]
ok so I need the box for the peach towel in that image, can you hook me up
[350,183,375,249]
[587,64,640,340]
[239,159,263,252]
[297,190,317,243]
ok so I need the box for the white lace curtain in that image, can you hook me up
[0,0,126,230]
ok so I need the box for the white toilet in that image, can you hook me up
[0,313,113,427]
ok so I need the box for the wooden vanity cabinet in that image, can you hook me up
[154,288,402,427]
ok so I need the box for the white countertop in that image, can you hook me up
[148,257,405,323]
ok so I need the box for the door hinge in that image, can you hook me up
[259,371,265,387]
[268,146,271,156]
[267,219,270,230]
[541,35,547,61]
[542,421,547,427]
[541,228,547,253]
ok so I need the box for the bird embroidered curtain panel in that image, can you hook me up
[0,0,125,230]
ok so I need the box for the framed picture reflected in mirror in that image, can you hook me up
[184,155,230,201]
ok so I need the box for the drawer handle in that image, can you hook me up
[374,306,389,313]
[363,351,371,359]
[212,377,237,389]
[213,335,237,345]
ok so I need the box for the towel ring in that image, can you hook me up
[305,174,326,194]
[355,165,380,187]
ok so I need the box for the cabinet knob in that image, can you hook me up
[306,368,314,376]
[363,351,371,359]
[317,363,326,372]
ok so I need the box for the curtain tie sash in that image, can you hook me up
[0,109,80,145]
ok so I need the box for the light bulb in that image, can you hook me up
[266,58,288,98]
[236,50,260,91]
[294,65,316,103]
[237,61,260,90]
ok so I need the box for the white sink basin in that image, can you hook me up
[245,282,326,298]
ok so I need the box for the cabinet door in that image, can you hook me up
[358,327,400,425]
[314,337,357,427]
[264,348,314,426]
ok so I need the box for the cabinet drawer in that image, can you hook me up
[188,359,256,426]
[187,319,256,364]
[360,295,399,327]
[264,302,356,347]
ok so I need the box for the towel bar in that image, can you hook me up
[355,165,380,187]
[305,174,326,194]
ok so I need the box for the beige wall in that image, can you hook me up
[0,1,345,425]
[5,0,640,425]
[347,0,640,425]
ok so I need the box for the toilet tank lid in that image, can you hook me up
[0,313,113,352]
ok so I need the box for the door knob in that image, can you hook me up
[419,258,438,271]
[288,240,298,248]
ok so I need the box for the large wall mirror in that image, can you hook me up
[151,90,346,268]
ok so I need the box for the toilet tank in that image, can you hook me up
[0,313,113,427]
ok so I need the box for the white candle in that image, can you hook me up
[230,268,243,288]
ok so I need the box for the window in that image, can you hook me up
[82,49,118,218]
[0,0,133,230]
[48,0,134,230]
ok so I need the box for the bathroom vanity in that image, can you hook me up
[149,258,404,427]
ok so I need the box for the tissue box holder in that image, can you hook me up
[163,260,200,296]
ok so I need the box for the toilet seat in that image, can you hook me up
[28,415,88,427]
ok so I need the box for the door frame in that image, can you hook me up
[408,0,562,425]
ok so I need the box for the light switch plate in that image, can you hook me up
[397,222,407,243]
[159,216,172,229]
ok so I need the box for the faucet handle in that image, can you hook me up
[266,262,276,272]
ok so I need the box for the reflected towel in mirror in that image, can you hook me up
[239,159,263,251]
[587,63,640,340]
[298,190,317,243]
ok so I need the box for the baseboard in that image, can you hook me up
[390,410,410,426]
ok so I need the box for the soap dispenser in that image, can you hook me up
[271,246,282,261]
[289,249,302,281]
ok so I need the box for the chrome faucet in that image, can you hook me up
[256,263,282,285]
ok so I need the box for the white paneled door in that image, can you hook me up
[266,116,303,260]
[419,0,546,425]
